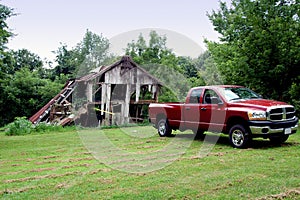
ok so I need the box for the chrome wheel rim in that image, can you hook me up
[232,129,244,147]
[158,122,166,135]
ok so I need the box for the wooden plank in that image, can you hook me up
[105,84,111,125]
[86,82,93,102]
[124,84,131,124]
[101,84,106,115]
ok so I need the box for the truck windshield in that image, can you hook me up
[222,87,261,101]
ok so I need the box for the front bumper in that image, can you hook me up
[249,117,298,135]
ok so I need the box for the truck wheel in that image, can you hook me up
[193,129,205,140]
[157,118,172,137]
[269,135,289,145]
[229,124,250,148]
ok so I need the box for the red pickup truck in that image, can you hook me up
[148,85,298,148]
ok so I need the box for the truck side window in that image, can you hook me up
[203,89,220,104]
[189,89,202,104]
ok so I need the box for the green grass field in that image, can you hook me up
[1,126,299,199]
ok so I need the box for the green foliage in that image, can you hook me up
[206,0,300,106]
[194,51,223,85]
[7,49,43,73]
[4,117,76,136]
[289,79,300,115]
[5,117,33,136]
[125,31,179,69]
[53,30,113,78]
[1,68,63,125]
[0,4,15,126]
[0,4,15,51]
[34,122,70,133]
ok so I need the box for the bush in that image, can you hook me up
[5,117,33,136]
[34,122,65,133]
[4,117,77,136]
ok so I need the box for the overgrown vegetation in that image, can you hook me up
[4,117,76,136]
[0,127,299,199]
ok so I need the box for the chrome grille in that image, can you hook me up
[268,106,296,121]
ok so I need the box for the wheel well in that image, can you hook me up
[156,113,167,127]
[226,116,249,134]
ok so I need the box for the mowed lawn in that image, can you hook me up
[0,126,299,200]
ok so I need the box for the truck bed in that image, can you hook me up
[149,102,184,129]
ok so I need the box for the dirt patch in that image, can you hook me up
[3,171,81,183]
[0,186,37,195]
[257,188,300,200]
[190,151,230,159]
[42,155,59,159]
[29,167,56,173]
[62,163,93,169]
[11,164,22,167]
[2,167,56,176]
[88,168,111,175]
[34,157,93,165]
[55,182,73,189]
[35,160,63,165]
[97,178,114,184]
[54,148,67,152]
[209,152,227,157]
[68,157,94,162]
[136,145,155,149]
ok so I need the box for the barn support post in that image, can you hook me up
[101,83,106,116]
[105,84,111,125]
[135,82,140,103]
[124,83,131,124]
[86,82,93,102]
[152,85,157,101]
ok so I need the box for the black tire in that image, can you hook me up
[157,118,172,137]
[269,135,289,145]
[229,124,251,148]
[193,129,205,140]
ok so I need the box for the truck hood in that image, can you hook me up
[230,99,288,109]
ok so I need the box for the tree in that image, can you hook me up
[0,4,14,52]
[206,0,300,103]
[0,3,15,75]
[195,51,223,85]
[125,31,181,71]
[2,68,63,124]
[6,49,43,74]
[0,3,15,126]
[52,44,78,77]
[53,30,112,78]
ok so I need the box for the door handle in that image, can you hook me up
[185,107,190,110]
[200,107,207,111]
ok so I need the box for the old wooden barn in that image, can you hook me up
[29,56,162,126]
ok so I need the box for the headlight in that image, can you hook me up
[248,111,267,121]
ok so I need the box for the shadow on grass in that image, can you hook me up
[171,132,299,149]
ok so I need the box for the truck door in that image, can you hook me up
[200,89,226,132]
[183,88,203,130]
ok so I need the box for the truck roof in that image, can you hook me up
[192,85,243,90]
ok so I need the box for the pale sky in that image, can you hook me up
[2,0,231,63]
